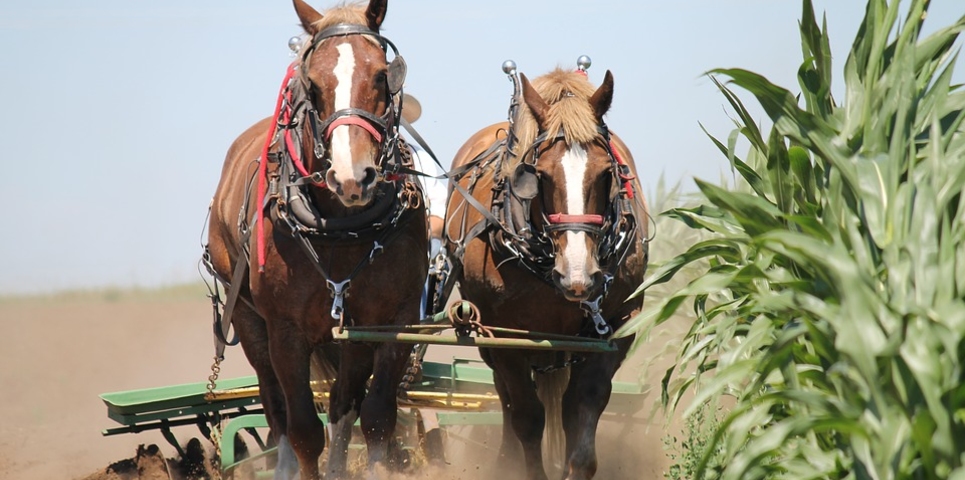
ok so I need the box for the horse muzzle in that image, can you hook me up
[325,165,379,206]
[552,267,604,302]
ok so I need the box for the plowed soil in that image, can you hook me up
[0,287,682,479]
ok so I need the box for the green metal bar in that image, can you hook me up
[435,411,504,426]
[331,329,617,353]
[100,376,259,416]
[104,397,261,427]
[342,323,608,343]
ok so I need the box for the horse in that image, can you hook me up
[204,1,428,478]
[443,66,650,480]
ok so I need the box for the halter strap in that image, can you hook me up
[326,116,383,142]
[547,213,604,225]
[306,24,400,57]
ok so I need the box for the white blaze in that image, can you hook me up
[560,145,589,285]
[330,43,356,180]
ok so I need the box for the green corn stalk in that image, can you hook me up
[616,0,965,478]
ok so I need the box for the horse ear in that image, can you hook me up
[520,73,549,127]
[366,0,388,31]
[589,70,614,122]
[293,0,323,35]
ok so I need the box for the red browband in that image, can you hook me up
[547,213,604,225]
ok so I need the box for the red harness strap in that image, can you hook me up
[547,213,604,225]
[255,62,299,272]
[609,141,634,200]
[325,116,383,142]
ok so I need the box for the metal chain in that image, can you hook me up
[400,181,422,210]
[209,420,224,480]
[532,355,585,374]
[397,349,423,400]
[206,356,222,399]
[204,356,225,479]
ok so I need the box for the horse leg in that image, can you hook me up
[559,340,631,480]
[489,350,549,480]
[232,303,295,478]
[325,342,374,479]
[481,348,523,470]
[360,341,410,470]
[268,324,325,480]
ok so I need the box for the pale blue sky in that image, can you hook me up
[1,1,962,294]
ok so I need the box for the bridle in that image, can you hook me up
[495,123,639,335]
[514,124,637,267]
[293,23,408,183]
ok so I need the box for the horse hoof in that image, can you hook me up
[273,435,299,480]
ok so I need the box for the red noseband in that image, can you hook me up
[547,213,604,225]
[325,116,383,142]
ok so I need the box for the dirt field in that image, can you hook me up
[0,285,683,479]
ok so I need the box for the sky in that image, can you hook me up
[0,0,962,294]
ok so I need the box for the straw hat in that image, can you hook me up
[402,93,422,124]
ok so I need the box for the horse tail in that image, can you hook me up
[535,356,570,476]
[311,344,340,413]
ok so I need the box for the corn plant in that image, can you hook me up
[617,0,965,478]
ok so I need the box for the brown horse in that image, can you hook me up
[444,67,649,480]
[205,1,427,478]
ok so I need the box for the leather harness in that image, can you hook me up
[203,24,427,360]
[444,123,640,336]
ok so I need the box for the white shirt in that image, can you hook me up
[409,141,447,220]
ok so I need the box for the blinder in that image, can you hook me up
[523,125,634,252]
[387,56,407,95]
[510,163,539,200]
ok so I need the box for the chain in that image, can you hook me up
[400,181,422,210]
[204,356,225,479]
[397,349,423,400]
[209,422,223,480]
[532,355,585,374]
[205,356,222,399]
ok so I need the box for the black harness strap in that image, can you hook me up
[214,251,248,360]
[289,203,416,327]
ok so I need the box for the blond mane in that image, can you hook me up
[297,2,383,72]
[311,2,370,31]
[507,68,601,173]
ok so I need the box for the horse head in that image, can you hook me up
[517,69,617,301]
[292,0,402,208]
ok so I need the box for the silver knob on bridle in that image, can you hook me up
[576,55,592,72]
[288,35,303,54]
[502,59,517,76]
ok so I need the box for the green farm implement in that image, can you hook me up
[99,302,647,477]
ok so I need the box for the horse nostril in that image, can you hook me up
[551,269,566,289]
[360,167,377,187]
[326,170,341,189]
[590,271,604,292]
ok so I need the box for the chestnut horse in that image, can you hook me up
[444,67,649,480]
[205,1,427,478]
